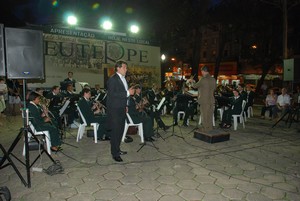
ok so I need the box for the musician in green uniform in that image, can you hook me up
[27,92,62,152]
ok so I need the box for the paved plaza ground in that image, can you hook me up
[0,106,300,201]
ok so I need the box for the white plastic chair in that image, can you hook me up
[198,113,216,127]
[217,108,224,121]
[247,106,253,117]
[23,121,52,155]
[122,113,144,143]
[76,105,99,143]
[177,111,185,121]
[232,100,247,130]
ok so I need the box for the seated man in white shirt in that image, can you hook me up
[272,87,291,119]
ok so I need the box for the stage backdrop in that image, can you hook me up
[28,26,161,89]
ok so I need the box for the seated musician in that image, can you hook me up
[77,88,110,140]
[173,86,194,127]
[147,83,159,105]
[27,92,62,152]
[63,84,79,127]
[128,85,155,142]
[219,88,243,129]
[137,85,170,131]
[164,77,176,114]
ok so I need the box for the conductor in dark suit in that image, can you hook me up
[106,60,135,162]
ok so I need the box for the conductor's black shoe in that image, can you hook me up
[113,156,123,162]
[145,137,155,142]
[119,150,127,155]
[173,122,178,126]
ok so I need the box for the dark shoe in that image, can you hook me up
[51,146,63,153]
[124,136,133,143]
[104,136,110,141]
[119,150,127,155]
[173,122,178,126]
[164,125,171,131]
[113,156,123,162]
[145,137,155,142]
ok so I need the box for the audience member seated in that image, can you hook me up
[27,92,62,152]
[245,84,255,115]
[260,89,277,119]
[272,87,291,120]
[77,88,109,141]
[219,88,243,129]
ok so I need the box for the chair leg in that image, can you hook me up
[139,124,144,143]
[122,124,129,142]
[93,125,98,143]
[233,117,238,130]
[45,133,52,155]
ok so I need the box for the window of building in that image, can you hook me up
[212,50,216,56]
[203,40,208,46]
[202,51,207,58]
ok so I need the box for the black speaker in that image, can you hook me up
[5,27,44,79]
[0,24,5,77]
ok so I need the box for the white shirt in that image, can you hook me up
[277,94,290,106]
[116,72,130,97]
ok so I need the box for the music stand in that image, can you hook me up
[153,97,166,140]
[0,80,56,188]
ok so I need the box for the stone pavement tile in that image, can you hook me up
[98,180,122,189]
[121,167,142,176]
[108,164,127,172]
[237,183,262,193]
[76,181,101,194]
[88,165,110,176]
[50,187,77,200]
[67,169,90,179]
[221,188,246,200]
[174,171,196,180]
[215,177,247,188]
[116,184,141,195]
[159,195,185,201]
[193,175,216,184]
[197,183,222,194]
[172,163,192,172]
[137,179,160,189]
[246,193,273,201]
[261,187,286,200]
[156,167,176,176]
[243,170,264,179]
[176,179,199,189]
[190,166,211,176]
[179,189,204,200]
[45,173,69,182]
[60,178,84,187]
[263,174,285,183]
[103,171,124,180]
[119,175,142,184]
[68,193,96,201]
[8,185,34,200]
[20,191,51,201]
[224,166,244,175]
[272,182,298,192]
[32,181,60,192]
[135,189,162,201]
[139,171,160,180]
[82,174,105,183]
[156,184,181,195]
[202,193,230,201]
[113,195,139,201]
[157,175,179,185]
[93,189,119,200]
[286,192,300,201]
[139,162,159,173]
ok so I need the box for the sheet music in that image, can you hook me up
[157,97,165,110]
[187,90,198,97]
[59,100,70,116]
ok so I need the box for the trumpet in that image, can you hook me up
[134,96,149,112]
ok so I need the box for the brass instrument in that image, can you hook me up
[93,100,106,114]
[134,96,149,112]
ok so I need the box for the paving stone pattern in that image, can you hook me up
[0,107,299,201]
